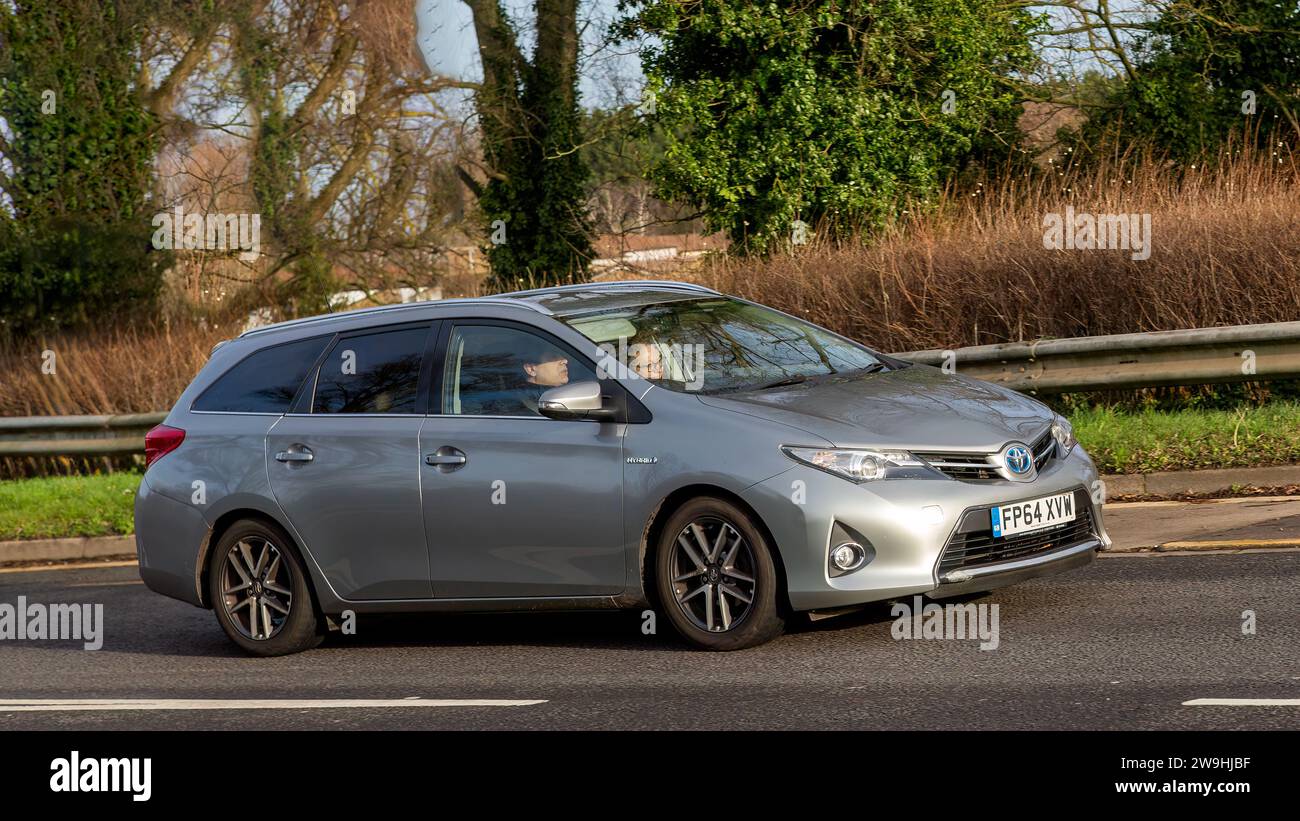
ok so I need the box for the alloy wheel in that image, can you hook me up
[669,517,757,632]
[220,537,293,641]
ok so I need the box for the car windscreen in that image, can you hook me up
[558,297,887,394]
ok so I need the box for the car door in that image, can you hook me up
[420,319,626,598]
[266,321,437,601]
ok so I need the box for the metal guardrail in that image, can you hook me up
[0,412,167,457]
[892,321,1300,393]
[2,322,1299,457]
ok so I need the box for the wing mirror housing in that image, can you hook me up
[538,380,619,421]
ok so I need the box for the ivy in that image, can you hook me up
[1085,0,1300,159]
[621,0,1038,254]
[0,1,168,335]
[472,3,594,291]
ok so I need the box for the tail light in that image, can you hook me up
[144,424,185,468]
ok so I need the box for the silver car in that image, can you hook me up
[136,281,1109,655]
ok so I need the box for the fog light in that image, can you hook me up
[830,542,866,572]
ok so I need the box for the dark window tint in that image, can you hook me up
[445,325,596,416]
[192,336,329,413]
[313,326,429,414]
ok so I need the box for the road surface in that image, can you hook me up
[0,545,1296,730]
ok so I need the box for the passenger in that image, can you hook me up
[629,342,665,380]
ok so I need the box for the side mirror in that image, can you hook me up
[538,380,617,421]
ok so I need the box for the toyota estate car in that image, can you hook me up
[136,280,1110,655]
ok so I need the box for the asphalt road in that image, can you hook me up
[0,549,1297,730]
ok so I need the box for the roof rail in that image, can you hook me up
[499,280,722,299]
[239,296,550,338]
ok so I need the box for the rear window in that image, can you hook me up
[312,326,429,414]
[192,336,329,413]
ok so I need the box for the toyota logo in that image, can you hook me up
[1004,445,1033,475]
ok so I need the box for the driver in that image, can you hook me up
[490,340,570,415]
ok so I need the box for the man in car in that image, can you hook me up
[487,340,570,415]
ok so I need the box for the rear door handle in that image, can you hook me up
[275,445,314,463]
[425,446,467,471]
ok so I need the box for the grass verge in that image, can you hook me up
[0,473,140,541]
[1070,402,1300,474]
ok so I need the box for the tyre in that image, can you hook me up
[209,519,322,656]
[654,497,785,650]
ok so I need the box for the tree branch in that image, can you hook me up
[455,164,484,198]
[144,20,220,119]
[291,31,360,131]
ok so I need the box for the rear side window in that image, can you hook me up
[192,336,329,413]
[312,326,429,414]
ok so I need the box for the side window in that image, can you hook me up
[444,325,596,416]
[313,326,429,414]
[192,336,329,413]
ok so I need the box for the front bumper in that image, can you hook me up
[741,444,1108,611]
[928,539,1099,599]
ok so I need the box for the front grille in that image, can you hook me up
[937,488,1096,574]
[915,451,1000,481]
[916,427,1057,482]
[1030,429,1056,472]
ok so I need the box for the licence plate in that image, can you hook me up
[991,491,1076,538]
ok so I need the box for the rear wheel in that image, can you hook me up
[655,498,784,650]
[209,519,322,656]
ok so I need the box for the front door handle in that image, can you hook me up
[275,445,314,463]
[425,446,467,471]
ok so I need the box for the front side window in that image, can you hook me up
[192,335,329,413]
[313,326,429,414]
[559,297,887,394]
[443,324,596,416]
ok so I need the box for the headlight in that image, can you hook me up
[781,446,937,483]
[1051,415,1077,455]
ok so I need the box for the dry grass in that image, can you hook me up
[7,148,1295,416]
[0,322,231,417]
[693,142,1300,352]
[0,321,233,478]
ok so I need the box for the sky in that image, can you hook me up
[412,2,1140,115]
[415,0,646,111]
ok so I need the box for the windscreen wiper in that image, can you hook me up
[754,375,809,390]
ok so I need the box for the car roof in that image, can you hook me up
[237,280,722,341]
[505,282,721,317]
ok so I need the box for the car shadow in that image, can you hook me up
[39,590,1009,659]
[316,609,685,652]
[65,608,691,658]
[790,590,1004,637]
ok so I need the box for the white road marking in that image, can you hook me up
[0,698,546,712]
[1183,698,1300,707]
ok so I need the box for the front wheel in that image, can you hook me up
[209,519,322,657]
[654,498,785,650]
